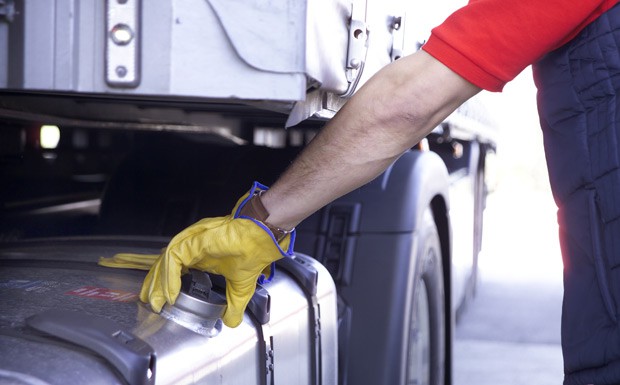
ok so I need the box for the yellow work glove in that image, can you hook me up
[139,182,295,328]
[98,252,161,271]
[99,252,268,276]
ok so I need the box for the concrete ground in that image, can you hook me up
[453,176,565,384]
[451,68,566,385]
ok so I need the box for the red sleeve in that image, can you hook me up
[423,0,618,91]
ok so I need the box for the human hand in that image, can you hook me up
[139,182,295,328]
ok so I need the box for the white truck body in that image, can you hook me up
[0,1,497,384]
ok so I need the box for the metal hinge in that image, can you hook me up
[0,0,16,22]
[265,335,275,385]
[311,301,323,385]
[341,0,369,98]
[105,0,141,87]
[390,15,404,61]
[313,305,322,341]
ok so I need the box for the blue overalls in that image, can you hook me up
[534,3,620,384]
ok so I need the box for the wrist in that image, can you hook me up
[239,190,294,242]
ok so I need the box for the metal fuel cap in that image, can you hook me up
[160,270,227,337]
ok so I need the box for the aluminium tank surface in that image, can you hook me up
[0,237,338,385]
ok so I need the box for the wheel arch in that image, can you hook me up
[390,149,453,385]
[430,193,453,385]
[294,149,455,385]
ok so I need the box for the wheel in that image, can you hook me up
[405,208,446,385]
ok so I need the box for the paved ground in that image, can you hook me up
[453,179,565,384]
[450,68,567,385]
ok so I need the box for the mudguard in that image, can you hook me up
[295,149,452,385]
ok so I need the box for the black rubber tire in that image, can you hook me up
[405,208,446,385]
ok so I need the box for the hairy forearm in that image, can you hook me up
[261,50,481,229]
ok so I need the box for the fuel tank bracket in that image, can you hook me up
[27,309,156,385]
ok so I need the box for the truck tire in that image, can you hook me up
[406,207,445,385]
[293,150,452,385]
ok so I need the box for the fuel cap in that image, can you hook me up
[160,270,226,337]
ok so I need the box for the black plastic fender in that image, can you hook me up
[295,149,452,385]
[297,149,450,236]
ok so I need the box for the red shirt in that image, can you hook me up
[423,0,619,91]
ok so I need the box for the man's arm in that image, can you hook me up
[132,50,481,326]
[260,50,481,230]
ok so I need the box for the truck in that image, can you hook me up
[0,1,497,384]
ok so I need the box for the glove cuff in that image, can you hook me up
[239,190,294,242]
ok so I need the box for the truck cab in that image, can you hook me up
[0,1,496,384]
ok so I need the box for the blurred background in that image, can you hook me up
[453,68,565,384]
